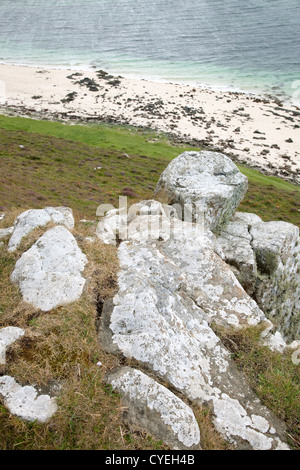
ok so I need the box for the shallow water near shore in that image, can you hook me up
[0,0,299,104]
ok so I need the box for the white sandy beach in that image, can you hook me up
[0,63,300,184]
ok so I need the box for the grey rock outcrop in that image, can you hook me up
[154,151,248,233]
[97,205,265,330]
[8,206,75,252]
[3,149,296,447]
[11,226,87,311]
[96,151,298,448]
[217,213,300,341]
[98,225,289,449]
[106,367,201,450]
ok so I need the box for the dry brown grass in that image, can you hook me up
[192,406,232,450]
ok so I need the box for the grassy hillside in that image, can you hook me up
[0,114,299,227]
[0,114,299,450]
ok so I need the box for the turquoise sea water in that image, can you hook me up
[0,0,299,103]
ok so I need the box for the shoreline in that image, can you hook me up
[0,63,300,185]
[1,59,291,105]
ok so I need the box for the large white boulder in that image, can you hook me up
[106,367,201,450]
[154,151,248,233]
[8,207,75,252]
[11,226,87,311]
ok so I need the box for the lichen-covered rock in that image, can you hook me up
[0,375,57,423]
[251,221,300,340]
[260,320,291,352]
[96,208,127,245]
[0,327,25,365]
[216,212,262,295]
[96,200,177,245]
[217,213,300,341]
[99,238,288,449]
[154,151,248,233]
[106,367,201,450]
[0,226,13,240]
[8,207,75,252]
[162,228,264,329]
[11,226,87,311]
[43,206,74,229]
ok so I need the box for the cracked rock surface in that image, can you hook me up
[217,213,300,341]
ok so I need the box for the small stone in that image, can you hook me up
[0,376,57,423]
[0,227,13,240]
[8,207,75,252]
[0,327,25,365]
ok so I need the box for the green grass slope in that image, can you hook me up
[0,114,299,227]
